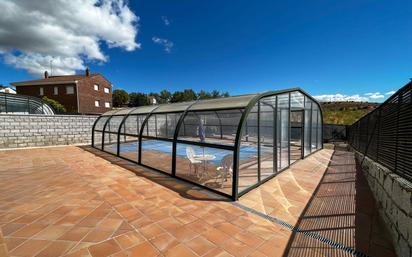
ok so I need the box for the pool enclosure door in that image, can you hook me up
[290,110,304,163]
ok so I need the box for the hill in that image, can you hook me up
[320,102,379,125]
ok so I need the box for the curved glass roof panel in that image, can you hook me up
[113,108,134,115]
[189,94,257,111]
[130,105,159,114]
[101,109,125,116]
[152,101,195,113]
[100,88,322,117]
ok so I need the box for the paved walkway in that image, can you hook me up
[0,146,396,257]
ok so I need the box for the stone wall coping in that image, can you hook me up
[0,114,99,118]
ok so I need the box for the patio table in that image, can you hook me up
[196,154,216,179]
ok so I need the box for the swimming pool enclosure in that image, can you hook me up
[92,88,323,200]
[0,92,55,115]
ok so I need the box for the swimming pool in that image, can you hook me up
[115,140,270,164]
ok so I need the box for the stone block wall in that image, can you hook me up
[354,150,412,257]
[0,114,98,149]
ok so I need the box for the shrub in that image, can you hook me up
[42,96,66,113]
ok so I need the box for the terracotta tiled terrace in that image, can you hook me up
[0,145,396,257]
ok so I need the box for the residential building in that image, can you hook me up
[11,68,112,114]
[0,85,16,94]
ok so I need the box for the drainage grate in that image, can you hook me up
[231,202,371,257]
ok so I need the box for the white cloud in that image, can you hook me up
[385,90,396,95]
[314,94,369,102]
[152,37,173,53]
[364,92,384,99]
[161,16,171,26]
[0,0,139,76]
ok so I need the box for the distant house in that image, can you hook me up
[0,85,16,94]
[11,68,112,114]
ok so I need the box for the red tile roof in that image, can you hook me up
[11,74,101,86]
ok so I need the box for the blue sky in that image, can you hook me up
[1,0,412,102]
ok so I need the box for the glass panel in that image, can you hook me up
[141,139,173,173]
[94,117,109,131]
[311,105,319,151]
[259,97,276,180]
[101,109,122,116]
[304,97,312,156]
[189,94,257,111]
[152,101,194,113]
[123,115,146,136]
[105,116,124,133]
[317,110,322,149]
[119,136,139,162]
[103,132,117,154]
[176,143,234,196]
[290,91,304,109]
[117,114,147,162]
[178,109,242,145]
[130,105,158,114]
[290,110,303,163]
[277,93,289,170]
[93,117,108,148]
[143,113,181,138]
[238,104,258,193]
[93,131,103,148]
[0,95,5,113]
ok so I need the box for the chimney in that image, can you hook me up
[85,67,90,76]
[44,71,49,79]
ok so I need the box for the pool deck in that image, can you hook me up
[0,145,396,257]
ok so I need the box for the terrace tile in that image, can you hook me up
[149,232,179,253]
[0,146,397,257]
[186,235,216,256]
[9,239,50,257]
[34,240,74,257]
[126,241,159,257]
[87,239,121,257]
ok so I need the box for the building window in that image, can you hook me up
[104,87,110,94]
[66,86,74,94]
[95,100,100,107]
[94,84,99,91]
[39,87,44,96]
[105,102,110,108]
[53,86,58,95]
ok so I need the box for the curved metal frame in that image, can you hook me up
[91,87,324,200]
[0,92,56,115]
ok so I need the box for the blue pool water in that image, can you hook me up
[115,140,268,164]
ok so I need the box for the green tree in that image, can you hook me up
[170,91,185,103]
[211,90,221,98]
[198,90,212,100]
[148,92,160,104]
[129,92,148,107]
[42,96,66,114]
[159,90,172,104]
[182,89,197,101]
[112,89,130,107]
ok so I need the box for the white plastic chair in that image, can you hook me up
[216,154,233,188]
[187,147,203,158]
[186,147,202,175]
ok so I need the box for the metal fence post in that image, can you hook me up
[394,92,402,173]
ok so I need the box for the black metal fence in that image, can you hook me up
[323,124,348,142]
[348,81,412,181]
